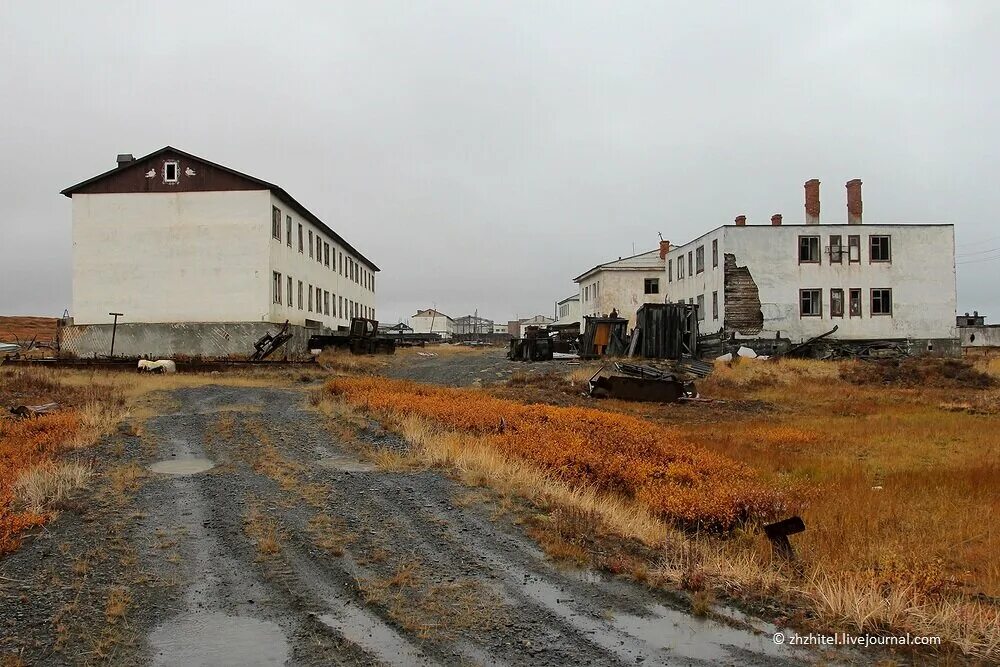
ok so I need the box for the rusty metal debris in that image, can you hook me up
[763,516,806,560]
[251,320,293,361]
[588,362,697,403]
[308,317,396,355]
[580,316,629,358]
[507,336,553,361]
[631,303,699,360]
[10,402,60,419]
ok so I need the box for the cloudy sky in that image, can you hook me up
[1,1,997,325]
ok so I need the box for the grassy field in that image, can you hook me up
[328,355,1000,661]
[0,316,58,344]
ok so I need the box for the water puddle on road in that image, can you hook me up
[148,458,216,475]
[148,611,288,666]
[316,454,375,472]
[317,608,433,666]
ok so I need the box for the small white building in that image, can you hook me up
[410,309,455,338]
[554,294,581,327]
[59,146,379,358]
[663,180,958,352]
[573,249,666,329]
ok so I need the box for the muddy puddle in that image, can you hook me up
[148,457,216,475]
[148,611,288,666]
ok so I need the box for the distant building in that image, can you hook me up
[573,249,665,329]
[554,294,581,327]
[492,323,509,335]
[663,179,957,353]
[411,309,455,338]
[454,315,494,336]
[508,314,556,339]
[957,312,986,327]
[956,312,998,350]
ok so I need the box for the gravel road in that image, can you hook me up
[1,379,814,666]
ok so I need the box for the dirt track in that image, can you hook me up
[1,378,814,666]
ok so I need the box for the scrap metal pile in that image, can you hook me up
[588,361,702,403]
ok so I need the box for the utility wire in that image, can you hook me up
[957,255,1000,265]
[956,246,1000,257]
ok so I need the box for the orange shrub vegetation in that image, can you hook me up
[0,412,81,554]
[328,377,792,530]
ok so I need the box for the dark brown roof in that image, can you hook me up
[60,146,379,272]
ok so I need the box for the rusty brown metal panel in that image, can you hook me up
[69,151,265,195]
[723,253,764,335]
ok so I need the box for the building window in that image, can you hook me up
[339,252,343,275]
[297,281,303,309]
[308,231,314,258]
[870,235,891,262]
[829,235,843,264]
[668,259,673,282]
[308,284,313,312]
[338,295,342,318]
[324,243,330,267]
[323,290,330,316]
[679,257,685,279]
[371,274,375,292]
[712,291,718,320]
[687,251,693,276]
[286,216,292,247]
[298,224,304,253]
[849,288,861,317]
[831,288,844,317]
[272,272,282,304]
[800,289,822,317]
[644,278,659,295]
[163,161,179,183]
[316,236,323,263]
[696,294,705,320]
[316,287,322,314]
[272,207,281,241]
[712,239,718,268]
[287,276,293,307]
[848,235,861,263]
[871,288,892,315]
[798,236,820,263]
[695,246,704,274]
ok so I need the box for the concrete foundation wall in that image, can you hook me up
[957,325,1000,348]
[60,322,317,360]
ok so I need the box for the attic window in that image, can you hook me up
[163,161,179,184]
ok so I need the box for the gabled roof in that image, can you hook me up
[573,249,663,283]
[60,146,379,272]
[413,308,454,321]
[557,294,580,304]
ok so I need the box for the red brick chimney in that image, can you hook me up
[846,179,863,224]
[734,215,746,226]
[804,179,820,224]
[771,214,782,226]
[658,239,671,259]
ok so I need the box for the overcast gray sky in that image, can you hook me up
[2,1,998,325]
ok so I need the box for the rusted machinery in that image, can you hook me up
[307,318,396,355]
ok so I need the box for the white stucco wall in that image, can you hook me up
[958,325,1000,347]
[665,223,956,342]
[663,228,725,329]
[266,193,376,328]
[411,313,455,337]
[578,269,664,328]
[72,191,272,324]
[555,298,581,326]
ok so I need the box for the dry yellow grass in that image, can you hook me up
[13,461,91,513]
[316,348,387,374]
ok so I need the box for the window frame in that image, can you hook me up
[298,224,304,253]
[849,288,862,317]
[712,239,718,268]
[696,294,705,320]
[643,278,660,295]
[308,231,314,258]
[297,281,303,310]
[830,288,845,317]
[799,288,822,317]
[829,234,843,264]
[695,246,705,274]
[847,235,861,263]
[712,291,718,320]
[163,160,179,184]
[798,235,821,264]
[870,288,893,316]
[324,242,330,267]
[308,284,313,312]
[668,259,673,282]
[870,235,891,263]
[287,276,293,308]
[272,271,282,304]
[687,251,693,276]
[272,207,281,241]
[286,216,292,247]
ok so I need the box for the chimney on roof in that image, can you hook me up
[659,239,671,259]
[735,215,747,226]
[116,154,135,168]
[846,179,863,224]
[771,213,783,226]
[804,179,820,224]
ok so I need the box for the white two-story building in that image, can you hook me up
[59,146,379,358]
[663,180,957,353]
[573,250,666,329]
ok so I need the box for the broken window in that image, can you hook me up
[871,288,892,315]
[298,281,304,310]
[798,236,820,263]
[644,278,659,295]
[272,207,281,241]
[298,225,304,253]
[848,235,861,263]
[712,291,718,320]
[272,272,282,304]
[870,235,891,262]
[688,251,693,276]
[286,216,292,247]
[849,288,861,316]
[829,234,843,263]
[712,239,718,268]
[799,289,822,317]
[695,246,704,274]
[308,231,314,258]
[668,259,673,282]
[163,161,179,183]
[696,294,705,320]
[830,288,844,317]
[287,276,292,308]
